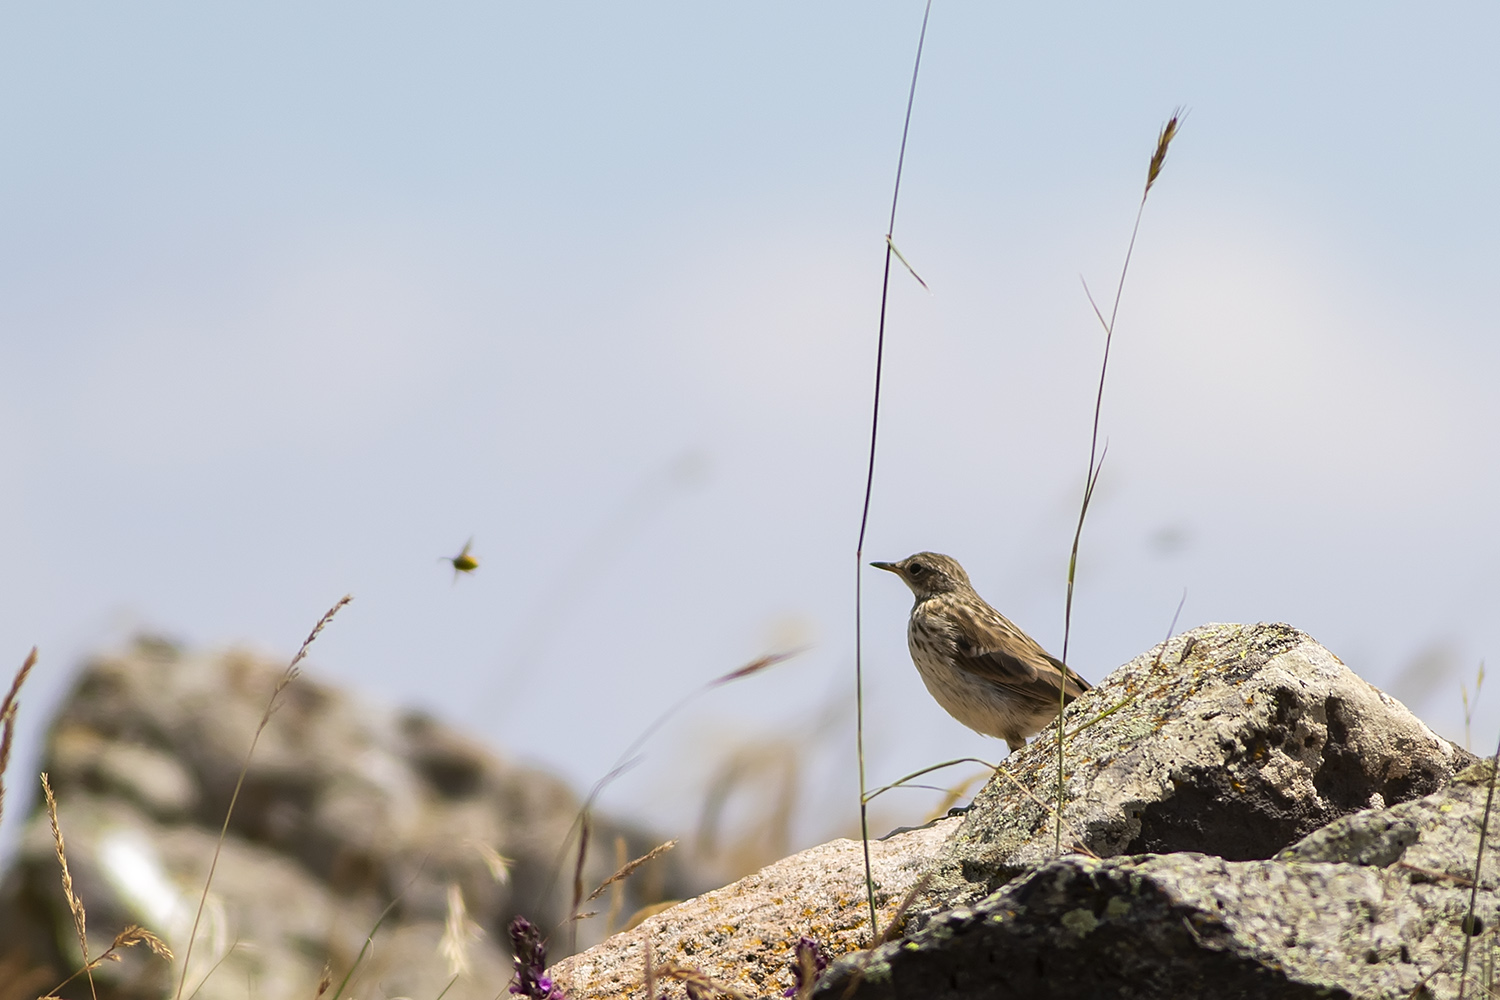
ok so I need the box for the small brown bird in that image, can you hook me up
[872,552,1090,752]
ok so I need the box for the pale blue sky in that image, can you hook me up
[3,3,1498,852]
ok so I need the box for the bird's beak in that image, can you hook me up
[869,561,900,574]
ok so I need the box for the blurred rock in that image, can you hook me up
[817,762,1500,1000]
[552,816,959,1000]
[0,637,703,1000]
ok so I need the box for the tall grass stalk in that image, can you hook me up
[1460,732,1500,998]
[1054,111,1181,852]
[175,595,351,1000]
[853,0,933,944]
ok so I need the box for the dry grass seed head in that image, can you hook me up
[42,772,96,1000]
[440,883,483,979]
[314,963,333,999]
[110,924,174,961]
[1144,109,1184,196]
[468,840,512,886]
[653,962,752,1000]
[176,595,351,1000]
[585,839,677,904]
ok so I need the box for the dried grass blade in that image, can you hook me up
[585,839,677,903]
[568,812,592,953]
[709,651,799,688]
[1151,590,1189,669]
[876,871,934,946]
[884,236,929,291]
[0,648,37,834]
[989,764,1097,859]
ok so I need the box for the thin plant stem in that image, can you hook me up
[854,0,933,945]
[328,891,407,1000]
[862,757,996,803]
[1151,589,1189,669]
[546,650,798,946]
[1055,111,1181,853]
[1460,731,1500,998]
[175,596,351,1000]
[0,647,38,836]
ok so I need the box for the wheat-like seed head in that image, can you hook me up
[1145,109,1185,196]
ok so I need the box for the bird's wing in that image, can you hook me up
[946,603,1091,702]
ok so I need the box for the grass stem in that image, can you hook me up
[175,595,351,1000]
[1055,111,1181,853]
[854,0,933,945]
[1460,733,1500,997]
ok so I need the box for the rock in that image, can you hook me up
[0,637,704,1000]
[816,763,1500,1000]
[916,622,1471,920]
[551,817,961,1000]
[550,622,1473,999]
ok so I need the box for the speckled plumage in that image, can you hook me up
[872,552,1090,752]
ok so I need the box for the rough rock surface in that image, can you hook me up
[551,817,960,1000]
[0,637,703,1000]
[817,762,1500,1000]
[916,622,1470,919]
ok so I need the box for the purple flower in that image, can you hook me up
[508,916,567,1000]
[783,936,829,997]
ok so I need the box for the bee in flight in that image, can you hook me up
[443,538,479,581]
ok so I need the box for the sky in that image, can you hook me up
[2,3,1498,861]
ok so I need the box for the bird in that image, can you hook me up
[871,552,1090,752]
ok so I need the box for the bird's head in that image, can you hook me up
[870,552,973,599]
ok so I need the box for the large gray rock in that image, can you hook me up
[0,637,703,1000]
[544,622,1473,999]
[918,622,1470,919]
[816,762,1500,1000]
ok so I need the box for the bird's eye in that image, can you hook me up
[908,562,926,575]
